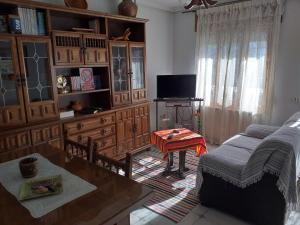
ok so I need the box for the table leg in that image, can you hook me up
[162,152,174,176]
[178,151,186,179]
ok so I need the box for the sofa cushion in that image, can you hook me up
[223,134,262,154]
[200,144,252,181]
[245,124,280,139]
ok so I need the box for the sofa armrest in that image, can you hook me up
[245,124,280,139]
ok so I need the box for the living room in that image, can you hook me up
[0,0,299,225]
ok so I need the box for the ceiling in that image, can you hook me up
[137,0,236,12]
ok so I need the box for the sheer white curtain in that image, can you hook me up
[196,0,282,144]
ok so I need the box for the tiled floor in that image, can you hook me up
[130,144,300,225]
[130,204,300,225]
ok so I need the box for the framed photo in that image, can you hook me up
[79,68,95,91]
[70,76,81,91]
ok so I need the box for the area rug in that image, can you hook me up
[132,149,200,223]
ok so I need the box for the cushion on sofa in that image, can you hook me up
[223,134,262,153]
[245,124,280,139]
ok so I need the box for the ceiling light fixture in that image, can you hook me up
[184,0,218,9]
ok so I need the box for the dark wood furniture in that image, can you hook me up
[64,135,93,162]
[0,144,153,225]
[0,0,150,161]
[93,152,133,179]
[200,173,286,225]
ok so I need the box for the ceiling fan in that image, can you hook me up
[184,0,218,9]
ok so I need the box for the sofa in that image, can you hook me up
[197,112,300,225]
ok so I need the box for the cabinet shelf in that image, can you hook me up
[54,64,109,69]
[58,89,110,97]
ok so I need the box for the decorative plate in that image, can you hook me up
[19,175,63,201]
[64,0,88,9]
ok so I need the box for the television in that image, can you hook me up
[157,74,196,99]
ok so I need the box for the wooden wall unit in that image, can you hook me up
[0,0,150,160]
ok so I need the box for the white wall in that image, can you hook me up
[172,0,300,125]
[173,13,196,74]
[271,0,300,125]
[137,6,174,130]
[35,0,175,130]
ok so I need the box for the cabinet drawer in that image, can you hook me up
[65,114,115,136]
[65,118,100,135]
[70,125,116,142]
[31,124,61,145]
[99,113,116,126]
[95,135,116,150]
[0,131,31,152]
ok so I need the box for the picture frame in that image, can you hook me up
[79,68,95,91]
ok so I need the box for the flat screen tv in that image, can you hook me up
[157,74,196,99]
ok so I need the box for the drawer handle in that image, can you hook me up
[101,129,107,136]
[100,118,107,124]
[101,141,107,147]
[78,135,82,142]
[77,123,84,130]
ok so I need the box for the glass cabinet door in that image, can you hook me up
[130,45,145,90]
[110,42,131,106]
[111,44,129,92]
[129,43,146,103]
[0,37,26,126]
[18,37,58,122]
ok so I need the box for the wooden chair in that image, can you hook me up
[93,150,133,179]
[64,133,94,162]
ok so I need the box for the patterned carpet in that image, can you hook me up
[132,149,200,223]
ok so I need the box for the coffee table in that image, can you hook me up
[151,128,207,178]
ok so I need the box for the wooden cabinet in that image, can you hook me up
[134,104,150,148]
[17,37,58,123]
[31,123,61,145]
[110,41,131,107]
[116,108,134,157]
[83,34,107,65]
[0,122,61,153]
[0,37,26,128]
[53,31,108,66]
[115,103,150,158]
[129,43,147,103]
[53,32,82,65]
[0,36,58,127]
[0,131,31,153]
[110,42,147,107]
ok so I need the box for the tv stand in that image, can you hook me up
[154,98,204,132]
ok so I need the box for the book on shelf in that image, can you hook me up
[70,76,81,91]
[17,7,45,35]
[36,10,46,35]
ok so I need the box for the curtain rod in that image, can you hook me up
[181,0,252,14]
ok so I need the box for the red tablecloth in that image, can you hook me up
[151,128,207,160]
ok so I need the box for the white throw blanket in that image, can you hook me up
[197,123,300,212]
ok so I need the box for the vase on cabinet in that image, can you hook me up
[118,0,138,17]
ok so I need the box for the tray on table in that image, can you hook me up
[19,175,63,201]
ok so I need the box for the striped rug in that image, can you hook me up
[132,149,200,223]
